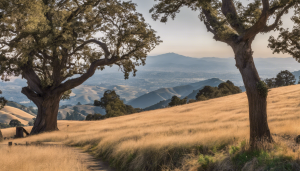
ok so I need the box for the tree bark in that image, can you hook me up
[29,93,61,135]
[233,42,273,147]
[0,129,3,142]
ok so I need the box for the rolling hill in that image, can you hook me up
[58,104,106,119]
[0,106,35,125]
[127,78,224,108]
[3,84,300,170]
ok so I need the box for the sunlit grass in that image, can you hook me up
[1,85,300,170]
[0,145,88,171]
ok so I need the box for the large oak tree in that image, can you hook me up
[150,0,299,146]
[0,0,161,134]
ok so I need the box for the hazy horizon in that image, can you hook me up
[132,0,295,58]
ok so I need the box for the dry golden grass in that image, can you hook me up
[1,85,300,170]
[0,145,88,171]
[0,106,35,125]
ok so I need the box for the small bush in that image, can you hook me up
[198,154,214,170]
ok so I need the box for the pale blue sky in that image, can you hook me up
[132,0,294,58]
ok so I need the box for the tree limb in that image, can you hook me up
[21,87,43,107]
[242,0,270,41]
[53,57,118,94]
[262,2,294,33]
[68,39,110,59]
[221,0,244,34]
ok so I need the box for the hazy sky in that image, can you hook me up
[131,0,295,58]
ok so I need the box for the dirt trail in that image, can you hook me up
[0,141,115,171]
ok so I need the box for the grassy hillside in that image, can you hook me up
[2,85,300,170]
[6,101,37,116]
[0,106,35,125]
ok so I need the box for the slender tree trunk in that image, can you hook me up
[233,42,273,147]
[30,94,61,135]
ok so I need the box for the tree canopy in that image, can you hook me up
[264,70,296,88]
[149,0,299,145]
[168,96,187,107]
[150,0,298,46]
[0,0,161,134]
[196,80,241,100]
[94,90,140,118]
[268,7,300,62]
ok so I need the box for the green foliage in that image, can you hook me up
[198,154,214,170]
[229,145,240,155]
[257,81,268,98]
[196,80,242,101]
[188,99,197,103]
[61,90,72,101]
[0,90,7,110]
[269,12,300,62]
[0,122,11,128]
[9,119,23,127]
[232,149,293,170]
[94,90,140,118]
[0,0,161,85]
[264,70,296,88]
[168,96,187,107]
[275,70,296,87]
[65,111,84,120]
[85,113,104,121]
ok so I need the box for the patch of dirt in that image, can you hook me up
[0,141,115,171]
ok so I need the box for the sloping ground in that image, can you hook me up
[58,105,106,119]
[2,85,300,170]
[0,106,35,125]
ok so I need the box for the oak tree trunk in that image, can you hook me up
[30,94,61,135]
[233,42,273,146]
[0,129,3,141]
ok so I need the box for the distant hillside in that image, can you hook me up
[0,106,35,125]
[144,99,171,111]
[126,85,193,109]
[6,101,37,116]
[127,78,224,108]
[58,104,105,120]
[186,78,225,100]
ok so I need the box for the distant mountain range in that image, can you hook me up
[0,53,299,107]
[127,78,224,108]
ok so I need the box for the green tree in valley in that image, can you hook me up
[150,0,298,146]
[65,110,84,120]
[196,81,241,100]
[86,113,104,121]
[94,90,140,118]
[0,0,161,134]
[0,90,7,110]
[168,96,187,107]
[264,70,296,88]
[275,70,296,87]
[9,119,23,127]
[264,78,276,88]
